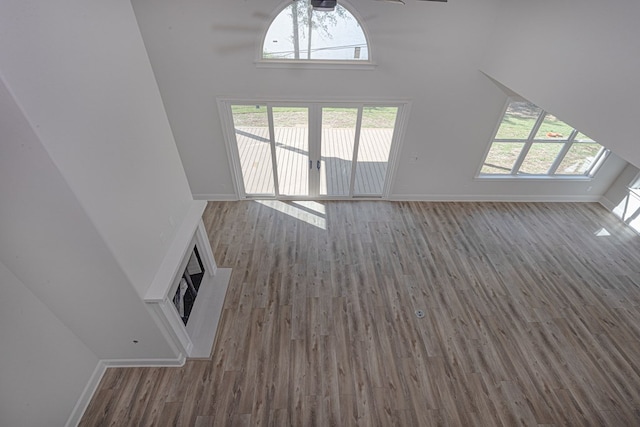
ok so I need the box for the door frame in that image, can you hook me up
[218,98,411,200]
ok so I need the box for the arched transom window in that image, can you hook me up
[262,0,369,62]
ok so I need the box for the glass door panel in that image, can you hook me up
[225,101,403,199]
[354,107,398,196]
[272,107,310,196]
[231,105,275,195]
[320,107,358,196]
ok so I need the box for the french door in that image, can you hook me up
[221,101,406,199]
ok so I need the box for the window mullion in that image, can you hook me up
[309,104,322,197]
[547,142,572,175]
[586,148,610,176]
[548,129,578,175]
[510,142,531,174]
[349,106,363,197]
[267,105,280,197]
[511,112,545,174]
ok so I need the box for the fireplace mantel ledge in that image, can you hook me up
[144,200,208,302]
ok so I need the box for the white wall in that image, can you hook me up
[481,0,640,169]
[0,262,98,427]
[602,163,640,210]
[131,0,626,200]
[0,0,196,296]
[0,75,177,361]
[0,0,198,418]
[600,163,640,234]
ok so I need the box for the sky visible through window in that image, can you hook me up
[263,0,368,61]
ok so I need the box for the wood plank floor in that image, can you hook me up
[80,201,640,426]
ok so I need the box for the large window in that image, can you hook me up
[262,0,369,62]
[479,100,609,178]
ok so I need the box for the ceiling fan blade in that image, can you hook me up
[213,24,263,32]
[214,42,257,55]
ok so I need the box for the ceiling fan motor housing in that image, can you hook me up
[311,0,337,11]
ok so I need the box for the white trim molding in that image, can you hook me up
[100,356,186,368]
[145,212,229,361]
[599,196,617,211]
[192,193,239,201]
[255,60,376,70]
[65,362,107,427]
[66,355,187,427]
[217,98,411,200]
[389,194,603,203]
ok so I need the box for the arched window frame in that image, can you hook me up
[256,0,376,70]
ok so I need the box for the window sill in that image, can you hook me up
[255,60,377,70]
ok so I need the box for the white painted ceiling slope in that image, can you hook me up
[131,0,638,200]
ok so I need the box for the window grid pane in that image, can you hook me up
[354,107,397,195]
[231,105,275,195]
[534,113,574,141]
[518,143,564,175]
[481,142,525,174]
[574,132,595,143]
[320,108,358,196]
[494,101,542,140]
[479,100,608,178]
[556,143,603,175]
[273,107,309,196]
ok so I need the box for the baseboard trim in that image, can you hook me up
[389,194,603,202]
[194,193,603,203]
[65,361,107,427]
[66,355,186,426]
[192,194,238,201]
[599,196,616,211]
[101,354,187,368]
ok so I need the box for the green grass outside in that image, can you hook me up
[496,112,576,140]
[229,103,602,176]
[485,101,602,175]
[482,142,602,175]
[230,105,398,128]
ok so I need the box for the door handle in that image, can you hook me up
[317,160,321,170]
[309,160,313,170]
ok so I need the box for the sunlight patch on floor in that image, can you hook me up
[594,228,611,237]
[256,200,327,230]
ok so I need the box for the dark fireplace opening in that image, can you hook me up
[172,246,205,325]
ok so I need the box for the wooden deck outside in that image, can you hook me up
[234,127,393,197]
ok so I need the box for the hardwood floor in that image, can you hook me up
[80,201,640,426]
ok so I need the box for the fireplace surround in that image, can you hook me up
[144,202,231,360]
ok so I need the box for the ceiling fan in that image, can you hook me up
[311,0,446,11]
[376,0,447,3]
